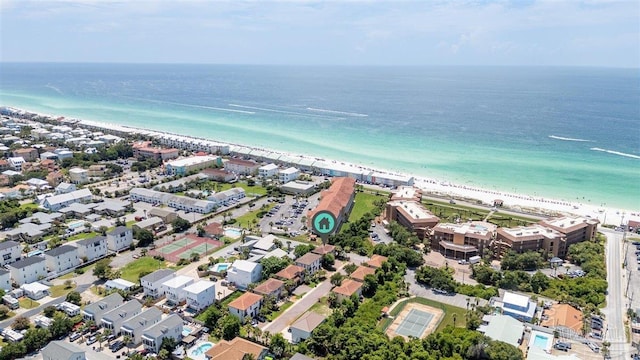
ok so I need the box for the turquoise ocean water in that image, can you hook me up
[0,64,638,210]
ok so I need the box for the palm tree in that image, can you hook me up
[123,334,132,355]
[452,313,458,327]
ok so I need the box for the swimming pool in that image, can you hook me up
[189,342,214,359]
[182,326,193,337]
[212,263,230,272]
[533,334,548,348]
[223,228,242,238]
[529,331,552,351]
[68,221,86,229]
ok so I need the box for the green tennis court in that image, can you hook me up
[156,238,196,254]
[178,243,212,259]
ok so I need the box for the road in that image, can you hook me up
[261,280,333,334]
[601,228,629,359]
[404,269,489,310]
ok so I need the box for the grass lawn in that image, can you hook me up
[486,212,537,227]
[234,204,275,229]
[19,298,40,309]
[267,301,293,321]
[120,257,166,283]
[50,283,77,298]
[19,203,40,212]
[378,297,467,333]
[423,200,489,223]
[219,182,267,196]
[309,298,332,316]
[0,312,16,321]
[347,192,386,223]
[60,263,96,279]
[66,231,100,241]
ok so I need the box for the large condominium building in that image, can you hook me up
[164,156,219,175]
[430,221,497,260]
[495,225,565,258]
[385,200,439,240]
[307,177,356,234]
[390,186,423,202]
[539,216,599,249]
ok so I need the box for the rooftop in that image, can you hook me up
[228,292,262,311]
[253,278,284,295]
[142,314,183,338]
[140,269,175,283]
[309,177,355,220]
[205,336,266,360]
[388,200,439,222]
[165,155,218,167]
[45,245,77,257]
[350,266,376,282]
[230,260,261,273]
[480,314,524,347]
[162,275,194,288]
[183,280,215,294]
[291,311,326,332]
[366,254,388,268]
[503,291,530,309]
[9,256,45,269]
[122,307,163,331]
[540,304,583,333]
[275,265,305,280]
[332,279,363,297]
[296,252,322,266]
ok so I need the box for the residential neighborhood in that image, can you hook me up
[0,110,631,360]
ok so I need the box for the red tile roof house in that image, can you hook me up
[332,279,363,303]
[295,252,322,275]
[252,278,285,299]
[275,265,306,285]
[365,255,388,269]
[312,244,335,256]
[350,266,376,282]
[228,292,262,324]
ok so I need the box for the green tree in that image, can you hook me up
[50,313,74,339]
[12,316,30,330]
[0,304,11,318]
[220,314,241,340]
[343,263,358,275]
[269,333,288,357]
[172,217,191,232]
[485,340,524,360]
[530,271,550,293]
[23,327,51,353]
[133,227,155,247]
[43,305,57,318]
[66,290,82,305]
[321,254,335,270]
[260,256,291,279]
[294,244,316,258]
[330,273,344,286]
[93,258,112,279]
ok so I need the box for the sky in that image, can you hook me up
[1,0,638,67]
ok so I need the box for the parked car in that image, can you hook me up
[587,342,600,353]
[87,336,97,345]
[69,332,81,342]
[554,343,569,352]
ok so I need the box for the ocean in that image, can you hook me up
[0,63,638,209]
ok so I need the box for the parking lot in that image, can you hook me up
[259,193,321,236]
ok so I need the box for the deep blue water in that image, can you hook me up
[0,63,638,209]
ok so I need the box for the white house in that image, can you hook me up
[8,256,47,285]
[141,314,183,353]
[121,307,163,346]
[21,281,50,300]
[106,226,133,252]
[161,275,195,304]
[105,278,136,292]
[290,312,326,343]
[55,182,76,194]
[56,301,81,316]
[184,280,216,311]
[295,252,322,275]
[101,299,142,335]
[0,269,11,291]
[259,163,279,178]
[42,188,92,211]
[494,291,537,322]
[228,292,262,323]
[7,157,24,171]
[140,269,175,298]
[278,167,300,183]
[68,168,89,184]
[44,245,80,274]
[73,235,107,262]
[227,260,262,290]
[82,293,124,324]
[0,241,22,266]
[42,341,86,360]
[207,188,245,207]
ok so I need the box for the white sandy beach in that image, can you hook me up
[6,106,638,227]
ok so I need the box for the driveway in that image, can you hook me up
[404,269,488,310]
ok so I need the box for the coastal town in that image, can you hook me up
[0,106,635,360]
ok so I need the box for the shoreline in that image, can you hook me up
[3,105,638,226]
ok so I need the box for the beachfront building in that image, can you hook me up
[539,216,599,251]
[82,293,124,324]
[290,312,327,344]
[493,291,537,322]
[8,257,47,285]
[224,158,260,175]
[42,341,86,360]
[164,155,219,176]
[44,245,80,274]
[101,299,142,335]
[141,269,176,298]
[430,221,497,260]
[228,292,262,323]
[385,200,440,240]
[258,163,279,178]
[278,167,300,183]
[141,314,183,353]
[0,241,21,266]
[295,252,322,275]
[106,226,133,252]
[42,188,92,211]
[204,337,267,360]
[154,133,230,155]
[73,236,107,263]
[390,186,423,202]
[184,280,216,311]
[495,225,565,258]
[121,307,163,346]
[227,260,262,290]
[161,275,195,304]
[307,177,356,233]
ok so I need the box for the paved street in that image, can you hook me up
[404,269,488,310]
[601,228,629,359]
[261,280,333,334]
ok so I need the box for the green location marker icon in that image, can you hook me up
[312,210,337,238]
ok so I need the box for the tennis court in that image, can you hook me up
[155,238,196,254]
[178,242,216,259]
[151,235,223,262]
[395,309,434,338]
